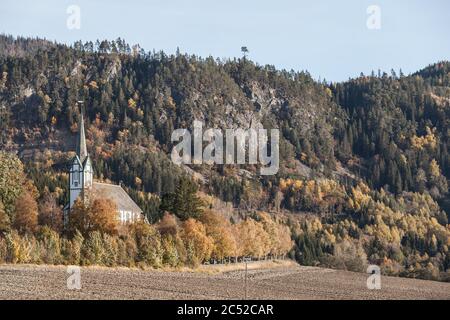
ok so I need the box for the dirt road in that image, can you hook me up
[0,263,448,300]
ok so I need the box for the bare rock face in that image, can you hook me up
[70,60,83,77]
[104,57,122,82]
[22,86,34,98]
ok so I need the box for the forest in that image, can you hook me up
[0,35,449,280]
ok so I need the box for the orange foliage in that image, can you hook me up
[13,190,38,234]
[157,212,178,236]
[181,218,214,265]
[69,197,119,236]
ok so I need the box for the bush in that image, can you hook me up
[36,226,62,264]
[323,240,368,272]
[69,198,119,236]
[102,233,119,267]
[181,219,214,266]
[1,231,38,263]
[0,200,11,233]
[0,237,7,263]
[117,236,137,267]
[81,231,105,265]
[13,191,38,235]
[161,235,181,267]
[61,230,84,265]
[132,222,163,268]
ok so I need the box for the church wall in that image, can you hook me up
[119,210,140,223]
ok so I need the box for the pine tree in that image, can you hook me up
[160,177,204,221]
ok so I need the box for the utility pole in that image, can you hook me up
[245,260,247,299]
[244,257,251,300]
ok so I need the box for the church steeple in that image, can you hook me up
[68,102,93,210]
[76,105,88,163]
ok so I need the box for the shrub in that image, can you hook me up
[81,231,105,265]
[102,233,119,267]
[200,210,237,261]
[0,237,7,263]
[324,240,368,272]
[13,232,34,263]
[132,222,163,268]
[38,192,63,233]
[161,235,180,267]
[181,219,214,266]
[0,200,11,233]
[117,236,137,267]
[36,226,62,264]
[69,198,119,236]
[157,213,178,236]
[61,230,84,265]
[13,191,38,235]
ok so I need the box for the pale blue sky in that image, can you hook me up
[1,0,449,81]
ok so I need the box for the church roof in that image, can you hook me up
[82,155,91,167]
[76,112,88,163]
[91,182,142,214]
[71,154,82,166]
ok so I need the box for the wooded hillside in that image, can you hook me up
[0,35,449,281]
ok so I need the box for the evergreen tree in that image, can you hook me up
[160,177,204,221]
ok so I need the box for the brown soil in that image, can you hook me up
[0,262,448,300]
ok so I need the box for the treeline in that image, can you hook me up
[0,151,292,267]
[0,210,292,268]
[333,64,450,198]
[4,35,449,211]
[1,136,449,280]
[284,179,450,281]
[0,34,338,207]
[1,36,449,281]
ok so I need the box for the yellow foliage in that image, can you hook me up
[293,180,303,190]
[349,183,371,211]
[135,176,142,187]
[43,94,52,104]
[181,218,214,264]
[128,98,137,109]
[89,81,99,90]
[279,179,288,191]
[411,127,437,150]
[429,159,441,178]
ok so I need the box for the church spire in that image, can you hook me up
[76,102,88,162]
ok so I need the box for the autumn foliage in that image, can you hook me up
[38,192,63,232]
[13,191,38,234]
[69,197,119,236]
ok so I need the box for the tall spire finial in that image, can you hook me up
[76,101,88,162]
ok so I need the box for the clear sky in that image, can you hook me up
[1,0,449,81]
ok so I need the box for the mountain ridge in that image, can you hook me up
[0,35,449,281]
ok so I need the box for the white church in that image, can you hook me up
[64,110,143,225]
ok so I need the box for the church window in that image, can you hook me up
[73,171,79,187]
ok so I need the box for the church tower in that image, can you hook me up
[69,110,93,209]
[64,103,143,227]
